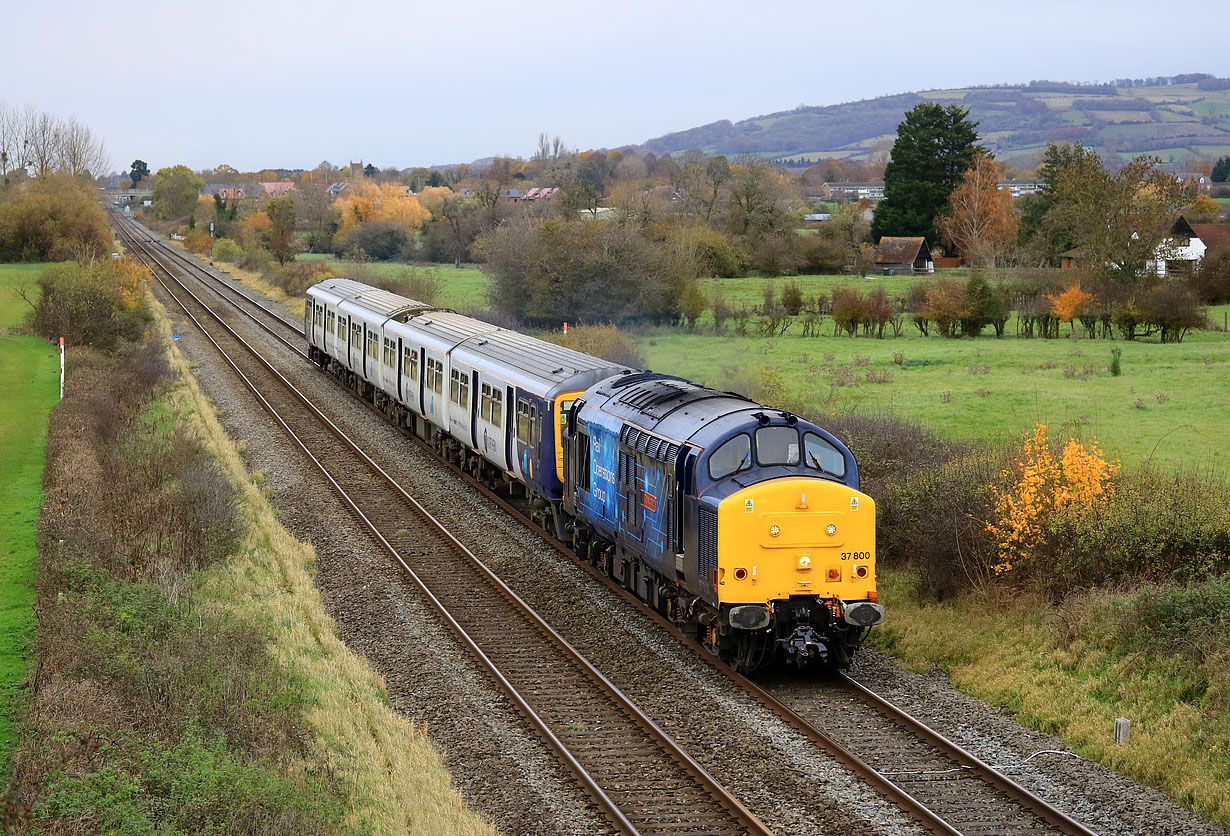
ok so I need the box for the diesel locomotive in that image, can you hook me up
[305,278,884,672]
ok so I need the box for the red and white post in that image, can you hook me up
[59,336,64,399]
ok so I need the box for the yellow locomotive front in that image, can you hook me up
[714,476,883,669]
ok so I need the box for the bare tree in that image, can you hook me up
[57,116,110,179]
[0,102,27,180]
[23,107,61,176]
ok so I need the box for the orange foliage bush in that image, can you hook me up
[987,424,1119,576]
[1047,284,1094,324]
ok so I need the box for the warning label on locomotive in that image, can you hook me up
[642,491,656,512]
[850,497,859,511]
[745,498,754,513]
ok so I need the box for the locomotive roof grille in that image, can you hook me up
[620,425,679,463]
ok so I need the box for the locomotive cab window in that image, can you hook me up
[756,426,800,466]
[708,434,751,480]
[803,432,846,477]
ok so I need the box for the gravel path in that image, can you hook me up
[154,253,1226,836]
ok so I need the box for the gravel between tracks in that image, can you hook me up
[157,252,1226,836]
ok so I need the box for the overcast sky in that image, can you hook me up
[7,0,1229,174]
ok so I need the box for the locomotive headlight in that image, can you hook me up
[826,524,837,536]
[798,555,811,569]
[769,525,781,537]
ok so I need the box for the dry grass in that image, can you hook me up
[875,569,1230,828]
[150,296,497,836]
[163,239,305,318]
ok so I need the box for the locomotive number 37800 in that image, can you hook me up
[841,551,872,561]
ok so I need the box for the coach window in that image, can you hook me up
[350,323,361,348]
[517,400,531,444]
[708,434,751,481]
[430,359,443,394]
[803,432,846,477]
[490,389,503,428]
[326,310,335,334]
[338,316,346,339]
[755,426,800,466]
[366,331,378,360]
[404,346,418,381]
[382,338,395,367]
[480,383,492,422]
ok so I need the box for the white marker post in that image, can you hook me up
[59,337,64,399]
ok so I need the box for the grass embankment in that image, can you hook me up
[152,297,498,836]
[0,265,58,775]
[875,570,1230,827]
[2,286,497,834]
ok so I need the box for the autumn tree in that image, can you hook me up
[266,197,297,265]
[1187,193,1222,223]
[153,164,204,219]
[939,153,1017,267]
[0,173,111,261]
[1047,284,1094,333]
[674,151,730,223]
[1043,150,1195,283]
[871,103,985,244]
[1017,143,1097,265]
[332,180,430,258]
[418,186,480,266]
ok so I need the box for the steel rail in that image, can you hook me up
[116,217,774,836]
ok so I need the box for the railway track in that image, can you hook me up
[114,215,773,836]
[113,214,1102,836]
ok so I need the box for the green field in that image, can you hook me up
[297,255,491,311]
[0,264,58,770]
[632,283,1230,475]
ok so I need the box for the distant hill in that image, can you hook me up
[638,74,1230,168]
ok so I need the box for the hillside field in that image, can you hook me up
[640,76,1230,166]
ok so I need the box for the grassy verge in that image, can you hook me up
[875,568,1230,828]
[2,287,497,835]
[0,266,58,776]
[150,296,499,835]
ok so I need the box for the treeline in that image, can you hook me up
[689,261,1225,344]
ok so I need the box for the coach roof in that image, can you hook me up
[309,278,433,322]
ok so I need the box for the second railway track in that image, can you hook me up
[114,213,1104,836]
